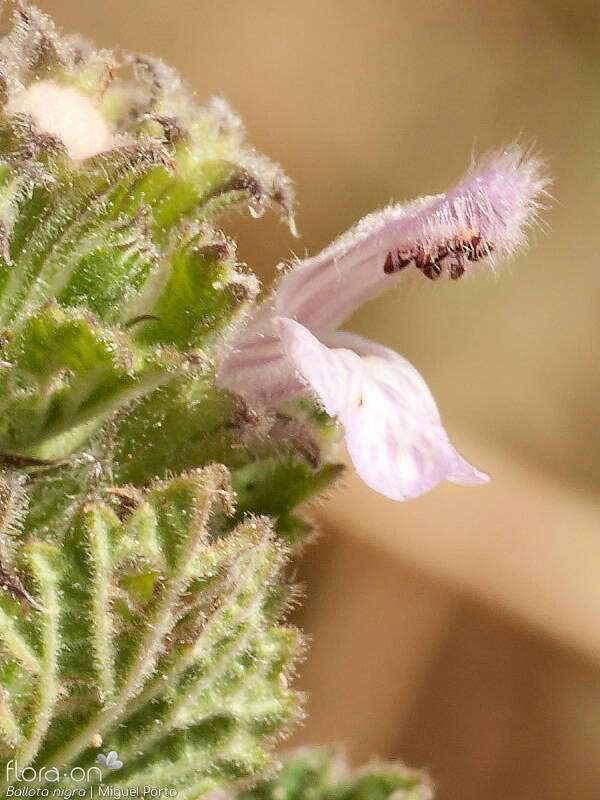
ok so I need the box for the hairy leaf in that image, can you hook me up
[0,468,302,794]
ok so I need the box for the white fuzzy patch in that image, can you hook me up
[8,80,114,161]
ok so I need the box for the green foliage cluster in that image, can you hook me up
[0,5,422,798]
[239,750,432,800]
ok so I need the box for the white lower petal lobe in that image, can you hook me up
[279,319,489,501]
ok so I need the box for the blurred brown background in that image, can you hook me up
[40,1,600,797]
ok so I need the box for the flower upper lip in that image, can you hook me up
[273,147,548,334]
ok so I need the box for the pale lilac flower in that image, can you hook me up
[220,147,547,501]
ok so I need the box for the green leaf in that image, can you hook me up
[0,143,169,325]
[112,380,243,485]
[0,467,302,794]
[133,228,257,350]
[238,751,433,800]
[230,457,343,529]
[0,304,190,458]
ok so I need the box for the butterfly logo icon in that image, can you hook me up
[97,751,123,771]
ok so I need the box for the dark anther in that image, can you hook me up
[383,251,412,274]
[465,231,495,261]
[420,260,442,280]
[449,260,466,280]
[383,229,495,281]
[414,247,442,280]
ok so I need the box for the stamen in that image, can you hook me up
[383,229,496,281]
